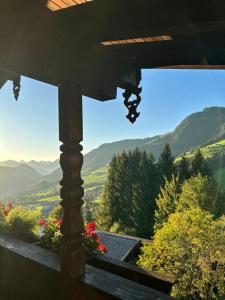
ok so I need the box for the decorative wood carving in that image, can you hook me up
[123,85,142,124]
[12,74,21,101]
[58,83,85,290]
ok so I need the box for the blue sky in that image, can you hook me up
[1,69,225,161]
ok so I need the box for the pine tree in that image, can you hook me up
[131,150,159,237]
[190,149,211,177]
[158,143,176,184]
[97,149,160,238]
[177,155,190,183]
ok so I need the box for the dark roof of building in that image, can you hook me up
[97,231,148,262]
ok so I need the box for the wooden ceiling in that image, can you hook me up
[47,0,91,11]
[101,35,173,46]
[1,0,225,101]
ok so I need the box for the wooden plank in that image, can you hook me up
[87,255,175,294]
[82,264,175,300]
[56,0,225,42]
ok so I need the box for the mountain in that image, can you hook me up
[24,160,52,175]
[44,159,60,173]
[0,160,20,168]
[83,107,225,172]
[0,159,59,176]
[0,164,43,200]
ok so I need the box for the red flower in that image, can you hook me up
[97,244,107,254]
[38,218,48,228]
[85,222,96,233]
[89,231,98,240]
[0,203,12,217]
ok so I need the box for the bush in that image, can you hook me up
[48,205,63,221]
[5,206,40,242]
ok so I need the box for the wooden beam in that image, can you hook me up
[0,70,9,89]
[56,0,225,42]
[58,83,85,294]
[159,65,225,70]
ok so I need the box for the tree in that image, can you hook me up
[82,200,94,223]
[158,143,176,184]
[138,208,225,299]
[154,176,180,231]
[214,190,225,218]
[177,155,190,183]
[177,174,219,215]
[190,149,211,177]
[97,149,159,238]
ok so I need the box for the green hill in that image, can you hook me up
[12,166,107,216]
[177,139,225,189]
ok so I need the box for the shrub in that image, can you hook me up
[48,205,63,221]
[0,203,13,233]
[5,206,40,242]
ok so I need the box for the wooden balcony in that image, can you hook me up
[0,233,175,300]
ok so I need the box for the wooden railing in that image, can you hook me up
[0,233,175,300]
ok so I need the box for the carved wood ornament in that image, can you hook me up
[123,85,142,124]
[12,75,21,101]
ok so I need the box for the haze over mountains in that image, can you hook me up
[1,106,225,202]
[0,164,42,199]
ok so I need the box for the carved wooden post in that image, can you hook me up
[58,82,85,288]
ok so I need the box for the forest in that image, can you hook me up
[88,145,225,299]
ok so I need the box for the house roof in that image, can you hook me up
[97,231,147,262]
[1,1,225,100]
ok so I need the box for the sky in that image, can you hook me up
[1,69,225,161]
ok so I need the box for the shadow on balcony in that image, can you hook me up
[0,233,175,300]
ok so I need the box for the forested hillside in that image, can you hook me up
[177,139,225,189]
[83,107,225,172]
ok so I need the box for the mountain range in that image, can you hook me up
[1,106,225,206]
[83,107,225,172]
[0,159,59,176]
